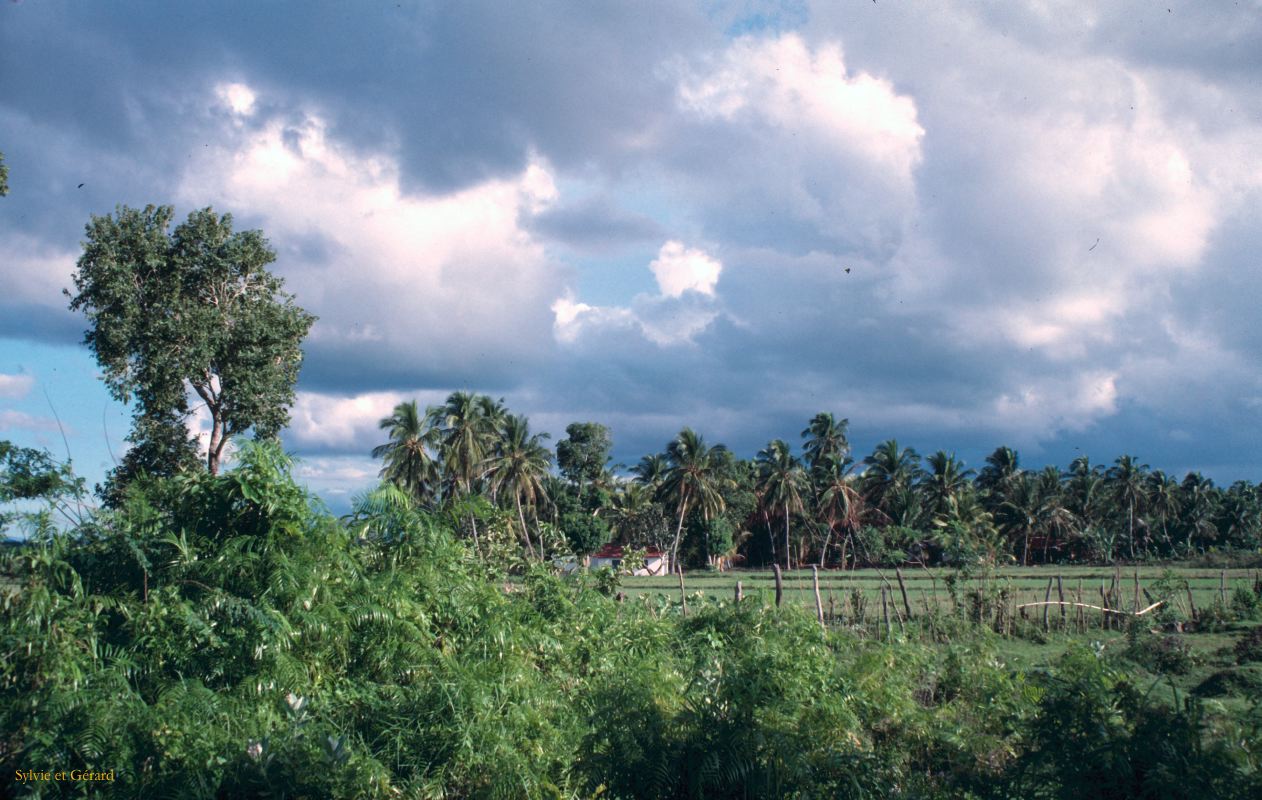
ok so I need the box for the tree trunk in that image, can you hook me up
[818,523,833,568]
[514,494,536,560]
[784,502,792,572]
[670,489,689,576]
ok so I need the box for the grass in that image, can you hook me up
[620,564,1259,615]
[618,565,1262,713]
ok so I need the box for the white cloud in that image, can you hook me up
[0,409,61,434]
[552,241,722,347]
[215,82,257,116]
[649,240,721,297]
[678,33,924,183]
[0,373,35,400]
[178,94,566,385]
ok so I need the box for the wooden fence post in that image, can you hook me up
[735,580,743,603]
[881,585,891,639]
[1220,570,1228,606]
[812,566,825,628]
[773,564,784,607]
[1056,575,1066,628]
[1042,578,1053,631]
[895,567,913,621]
[678,570,687,617]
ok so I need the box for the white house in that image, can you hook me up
[588,544,670,576]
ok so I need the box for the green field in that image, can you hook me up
[623,564,1259,616]
[621,564,1262,715]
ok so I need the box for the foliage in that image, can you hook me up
[68,205,315,479]
[560,510,609,558]
[4,441,1261,798]
[0,150,8,196]
[1236,626,1262,664]
[555,422,612,498]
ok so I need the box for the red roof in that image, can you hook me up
[591,543,665,559]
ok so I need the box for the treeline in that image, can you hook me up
[3,445,1259,798]
[372,395,1262,571]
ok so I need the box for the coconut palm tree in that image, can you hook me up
[801,412,850,471]
[1032,466,1075,563]
[427,391,503,553]
[1106,455,1149,560]
[1178,472,1220,555]
[861,439,921,517]
[921,451,974,523]
[1145,470,1181,556]
[659,428,728,573]
[756,439,808,571]
[371,400,440,505]
[483,414,552,559]
[811,452,863,567]
[977,446,1022,512]
[997,474,1041,565]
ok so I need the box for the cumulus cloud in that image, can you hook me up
[176,93,567,391]
[649,240,722,297]
[553,241,723,347]
[678,33,924,182]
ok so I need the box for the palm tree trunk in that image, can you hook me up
[784,503,792,571]
[514,493,536,560]
[818,521,834,568]
[670,489,689,576]
[1127,504,1135,560]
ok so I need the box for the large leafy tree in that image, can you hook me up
[555,422,612,500]
[68,205,315,477]
[0,150,8,196]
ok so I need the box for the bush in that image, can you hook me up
[1235,626,1262,664]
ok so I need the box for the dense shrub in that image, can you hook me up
[3,445,1258,798]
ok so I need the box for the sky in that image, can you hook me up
[2,1,1262,513]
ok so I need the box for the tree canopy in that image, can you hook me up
[68,205,315,480]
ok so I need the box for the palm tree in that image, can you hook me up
[632,453,669,491]
[861,439,921,517]
[921,451,974,523]
[659,428,728,573]
[1033,466,1075,563]
[977,446,1022,512]
[483,414,552,559]
[1146,471,1181,555]
[756,439,809,570]
[801,412,850,471]
[428,391,502,553]
[1106,455,1149,560]
[371,400,440,504]
[997,474,1041,565]
[1179,472,1219,554]
[811,452,863,568]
